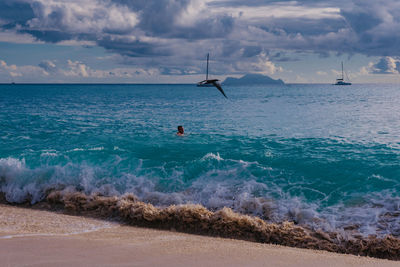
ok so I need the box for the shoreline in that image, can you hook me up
[1,204,398,267]
[2,190,400,261]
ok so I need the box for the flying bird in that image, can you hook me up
[197,79,228,98]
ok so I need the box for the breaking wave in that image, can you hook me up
[1,148,400,242]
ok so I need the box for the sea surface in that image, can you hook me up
[1,83,400,237]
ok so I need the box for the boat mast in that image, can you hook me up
[206,53,209,80]
[341,61,344,80]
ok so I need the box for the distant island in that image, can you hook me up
[222,73,284,85]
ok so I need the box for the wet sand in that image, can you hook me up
[0,204,398,267]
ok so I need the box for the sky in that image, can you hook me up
[0,0,400,83]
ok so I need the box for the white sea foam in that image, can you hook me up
[88,147,104,151]
[0,222,116,239]
[367,174,395,183]
[202,152,223,161]
[68,147,105,152]
[68,148,85,152]
[0,157,25,169]
[17,136,31,140]
[1,154,400,238]
[40,152,58,157]
[113,146,126,151]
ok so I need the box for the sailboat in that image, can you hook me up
[334,62,351,85]
[197,53,214,87]
[197,53,228,98]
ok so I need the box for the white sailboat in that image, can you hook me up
[334,62,351,85]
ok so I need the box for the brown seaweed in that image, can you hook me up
[5,190,400,260]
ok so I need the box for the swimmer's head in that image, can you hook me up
[177,125,184,134]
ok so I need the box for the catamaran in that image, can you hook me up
[197,53,215,87]
[334,62,351,85]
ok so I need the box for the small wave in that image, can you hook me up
[88,147,104,151]
[202,152,223,161]
[40,152,58,157]
[67,147,105,152]
[264,151,273,158]
[17,136,31,140]
[68,148,85,152]
[367,174,395,183]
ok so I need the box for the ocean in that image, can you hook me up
[1,83,400,237]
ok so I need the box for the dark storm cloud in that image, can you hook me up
[260,18,346,37]
[0,0,235,57]
[0,0,34,26]
[120,0,235,39]
[241,46,262,58]
[208,0,344,7]
[338,0,400,56]
[21,30,74,43]
[174,15,234,39]
[97,37,173,57]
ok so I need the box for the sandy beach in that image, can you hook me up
[0,204,398,267]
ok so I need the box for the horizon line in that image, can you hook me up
[0,82,398,85]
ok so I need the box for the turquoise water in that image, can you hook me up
[1,84,400,236]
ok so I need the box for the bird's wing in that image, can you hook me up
[211,81,228,98]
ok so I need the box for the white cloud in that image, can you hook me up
[63,60,89,77]
[0,29,42,44]
[56,40,96,46]
[0,60,19,75]
[232,52,283,75]
[211,2,341,20]
[175,0,207,27]
[360,57,400,74]
[252,52,283,74]
[0,58,162,82]
[59,59,160,79]
[28,0,139,34]
[0,59,47,78]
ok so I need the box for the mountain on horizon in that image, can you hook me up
[222,73,284,85]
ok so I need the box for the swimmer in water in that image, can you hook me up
[177,125,184,136]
